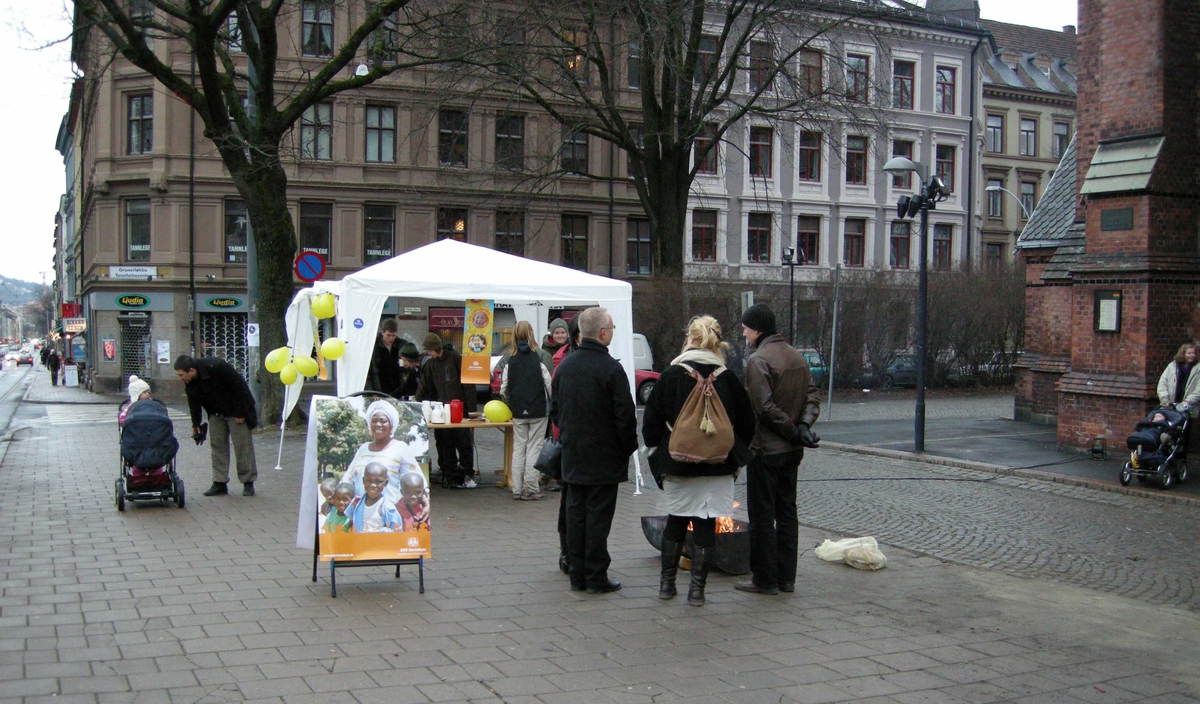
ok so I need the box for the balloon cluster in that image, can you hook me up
[266,292,344,386]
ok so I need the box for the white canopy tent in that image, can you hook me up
[283,239,635,415]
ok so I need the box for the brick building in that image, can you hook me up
[1015,0,1200,450]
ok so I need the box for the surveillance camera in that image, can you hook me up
[146,276,154,282]
[206,274,216,281]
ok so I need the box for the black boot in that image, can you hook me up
[659,539,683,599]
[687,546,713,606]
[558,531,570,575]
[203,482,228,496]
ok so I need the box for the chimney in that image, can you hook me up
[1063,25,1076,35]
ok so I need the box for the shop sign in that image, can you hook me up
[63,318,86,333]
[428,308,464,328]
[116,294,151,309]
[206,297,242,309]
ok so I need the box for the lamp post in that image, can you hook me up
[883,156,947,453]
[985,185,1032,220]
[781,246,805,345]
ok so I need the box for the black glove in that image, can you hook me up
[193,422,208,446]
[796,422,820,449]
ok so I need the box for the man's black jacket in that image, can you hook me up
[184,357,258,429]
[550,339,638,485]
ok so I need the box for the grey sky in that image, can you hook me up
[0,0,1078,285]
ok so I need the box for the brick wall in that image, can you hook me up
[1058,389,1150,451]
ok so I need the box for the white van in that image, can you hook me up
[632,333,654,371]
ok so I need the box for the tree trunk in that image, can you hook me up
[646,149,691,278]
[231,161,297,426]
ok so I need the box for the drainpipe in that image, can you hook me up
[607,18,616,278]
[188,51,197,355]
[966,37,984,267]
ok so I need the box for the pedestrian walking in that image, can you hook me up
[173,355,259,497]
[737,303,821,595]
[416,333,478,489]
[642,315,755,605]
[46,347,61,386]
[550,307,638,594]
[500,321,553,501]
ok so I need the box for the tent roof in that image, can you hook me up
[341,239,631,304]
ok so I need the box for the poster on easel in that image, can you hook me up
[460,299,494,385]
[295,395,431,561]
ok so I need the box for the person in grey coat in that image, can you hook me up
[550,307,638,594]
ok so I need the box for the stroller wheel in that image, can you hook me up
[1119,465,1133,486]
[115,479,126,512]
[175,478,185,509]
[1176,461,1188,484]
[1160,466,1174,490]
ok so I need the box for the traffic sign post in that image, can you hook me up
[294,252,327,283]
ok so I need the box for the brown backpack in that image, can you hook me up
[668,364,735,464]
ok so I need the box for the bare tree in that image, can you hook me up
[72,0,475,420]
[474,0,891,279]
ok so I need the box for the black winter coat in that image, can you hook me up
[642,361,756,477]
[550,339,638,485]
[184,357,258,429]
[416,345,478,411]
[366,335,402,397]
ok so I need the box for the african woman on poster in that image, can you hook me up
[341,400,421,503]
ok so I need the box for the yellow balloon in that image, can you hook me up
[311,293,336,319]
[320,337,346,360]
[264,347,291,373]
[483,400,513,423]
[293,355,318,377]
[279,363,298,385]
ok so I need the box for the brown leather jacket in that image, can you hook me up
[744,334,821,455]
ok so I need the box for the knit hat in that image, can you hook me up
[127,375,150,404]
[399,343,420,362]
[547,318,568,335]
[741,303,777,334]
[422,333,444,352]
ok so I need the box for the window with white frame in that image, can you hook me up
[935,66,956,114]
[987,179,1004,218]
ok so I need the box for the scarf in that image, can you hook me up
[670,348,726,369]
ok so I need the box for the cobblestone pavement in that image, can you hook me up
[2,394,1200,703]
[794,450,1200,609]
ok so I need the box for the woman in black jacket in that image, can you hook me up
[642,315,755,605]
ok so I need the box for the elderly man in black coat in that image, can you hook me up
[550,307,638,594]
[174,355,259,497]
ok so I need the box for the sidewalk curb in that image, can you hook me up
[823,440,1200,507]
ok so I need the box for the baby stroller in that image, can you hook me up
[1120,406,1190,489]
[116,399,184,511]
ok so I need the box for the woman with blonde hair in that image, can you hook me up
[642,315,755,605]
[1158,343,1200,415]
[501,321,554,500]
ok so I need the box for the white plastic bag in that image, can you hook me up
[815,536,887,570]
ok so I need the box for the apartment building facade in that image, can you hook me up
[60,1,989,392]
[977,21,1078,267]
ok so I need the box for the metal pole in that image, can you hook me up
[245,20,261,414]
[827,263,840,421]
[915,200,929,453]
[788,262,795,345]
[188,52,196,355]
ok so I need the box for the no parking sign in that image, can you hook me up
[294,251,327,283]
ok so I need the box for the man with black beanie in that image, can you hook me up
[736,303,821,595]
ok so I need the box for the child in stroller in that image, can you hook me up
[1121,406,1190,489]
[116,376,184,510]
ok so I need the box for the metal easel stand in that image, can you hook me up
[311,521,425,598]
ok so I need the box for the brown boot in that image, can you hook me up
[659,539,683,599]
[687,546,713,606]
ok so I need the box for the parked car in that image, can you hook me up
[795,348,828,388]
[880,354,918,389]
[635,369,659,406]
[632,333,654,371]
